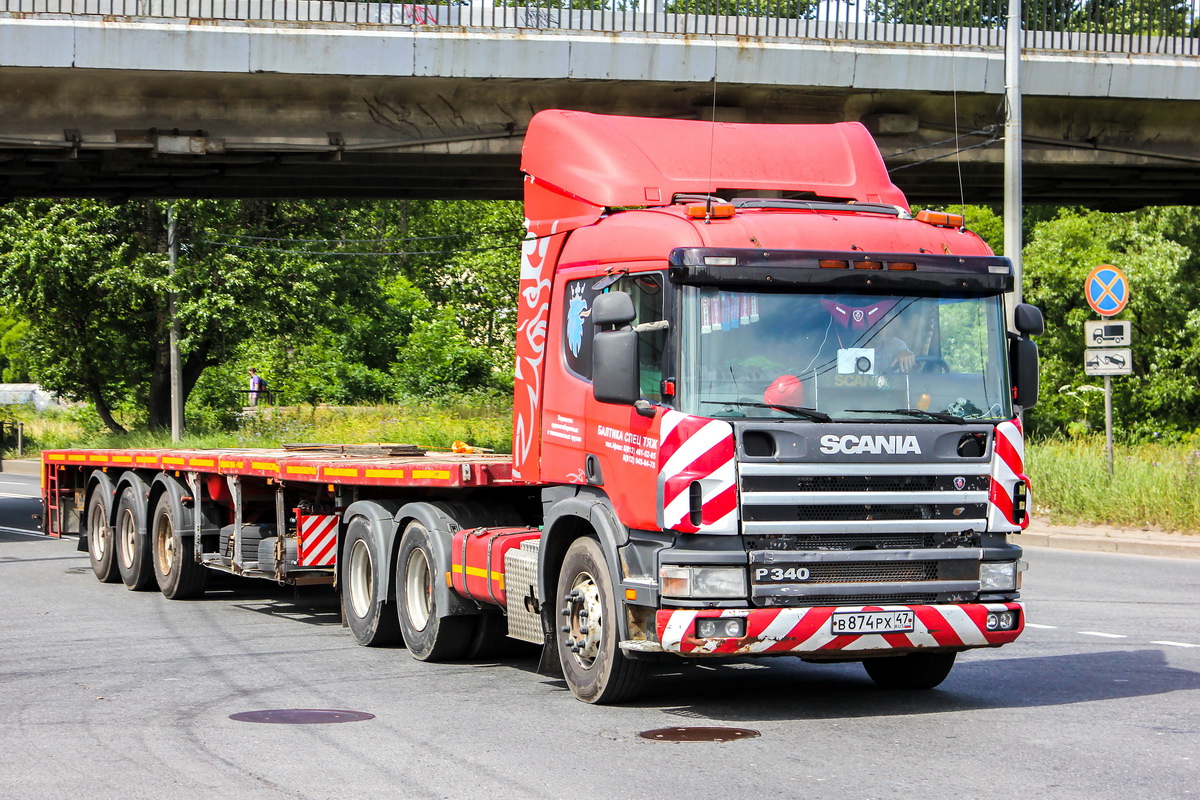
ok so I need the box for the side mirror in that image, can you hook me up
[592,291,636,327]
[593,329,639,405]
[1014,303,1044,336]
[1010,336,1040,408]
[591,291,639,406]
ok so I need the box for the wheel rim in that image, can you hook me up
[348,539,374,619]
[118,507,137,569]
[563,571,604,669]
[88,501,108,562]
[154,511,174,577]
[403,548,432,632]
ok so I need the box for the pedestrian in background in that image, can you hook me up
[248,368,266,406]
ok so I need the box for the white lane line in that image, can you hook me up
[1151,641,1200,648]
[1025,623,1057,629]
[1078,631,1128,639]
[0,492,38,498]
[0,526,46,537]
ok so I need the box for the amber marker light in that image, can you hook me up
[854,260,883,270]
[887,261,917,270]
[686,203,735,219]
[819,259,849,269]
[916,209,965,228]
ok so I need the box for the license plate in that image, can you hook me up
[830,610,915,635]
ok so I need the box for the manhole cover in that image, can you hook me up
[639,726,760,742]
[229,709,375,724]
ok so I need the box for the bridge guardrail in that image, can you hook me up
[1,0,1197,55]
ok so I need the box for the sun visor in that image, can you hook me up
[521,110,909,231]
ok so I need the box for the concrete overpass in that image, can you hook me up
[1,4,1198,208]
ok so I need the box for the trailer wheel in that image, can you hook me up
[341,517,403,647]
[863,652,957,690]
[396,521,471,661]
[85,485,120,583]
[555,536,646,704]
[115,484,155,591]
[151,493,208,600]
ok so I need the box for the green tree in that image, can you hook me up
[1021,207,1200,438]
[0,199,380,432]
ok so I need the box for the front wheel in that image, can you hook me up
[863,651,957,689]
[555,537,646,704]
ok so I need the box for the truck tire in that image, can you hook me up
[85,482,120,584]
[341,516,403,647]
[863,651,957,690]
[151,492,208,600]
[396,520,472,661]
[115,483,156,591]
[466,612,538,661]
[555,536,646,704]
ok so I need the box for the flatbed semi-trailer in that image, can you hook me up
[40,110,1043,703]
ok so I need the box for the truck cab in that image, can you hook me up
[514,110,1042,702]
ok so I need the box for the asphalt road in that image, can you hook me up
[1,474,1197,800]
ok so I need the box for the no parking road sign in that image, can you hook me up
[1085,264,1129,317]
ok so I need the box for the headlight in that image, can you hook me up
[980,561,1018,592]
[660,566,746,599]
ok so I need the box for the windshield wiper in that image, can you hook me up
[702,400,832,422]
[846,408,967,424]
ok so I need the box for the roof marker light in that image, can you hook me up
[819,259,849,269]
[916,209,965,228]
[888,262,917,271]
[704,256,738,266]
[686,203,735,219]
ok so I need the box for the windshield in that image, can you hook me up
[677,287,1011,422]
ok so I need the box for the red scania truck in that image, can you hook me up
[40,110,1043,703]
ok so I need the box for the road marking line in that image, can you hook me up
[1151,641,1200,648]
[1078,631,1128,639]
[0,526,46,537]
[1024,623,1057,629]
[0,492,37,498]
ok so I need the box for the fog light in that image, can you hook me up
[980,561,1018,592]
[985,610,1019,631]
[695,617,746,639]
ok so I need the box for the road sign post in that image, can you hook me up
[1083,265,1131,477]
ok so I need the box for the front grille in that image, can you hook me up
[745,504,988,523]
[742,474,988,493]
[761,593,938,606]
[804,561,938,583]
[746,533,945,551]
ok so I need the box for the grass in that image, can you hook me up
[1027,437,1200,533]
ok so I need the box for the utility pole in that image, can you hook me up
[1004,0,1023,308]
[168,204,184,442]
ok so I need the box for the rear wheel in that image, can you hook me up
[341,517,403,647]
[555,536,646,704]
[151,493,208,600]
[115,484,155,591]
[395,521,471,661]
[863,651,957,689]
[85,487,119,583]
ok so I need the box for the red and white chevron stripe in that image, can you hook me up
[657,410,737,534]
[988,418,1030,531]
[656,602,1023,655]
[298,513,339,567]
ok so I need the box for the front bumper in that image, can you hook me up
[655,602,1023,657]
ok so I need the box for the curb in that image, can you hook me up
[1020,529,1200,560]
[0,459,40,477]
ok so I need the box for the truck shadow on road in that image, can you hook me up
[621,649,1200,720]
